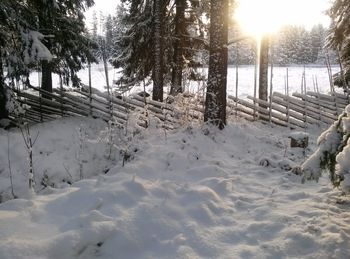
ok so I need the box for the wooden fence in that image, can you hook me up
[228,91,349,129]
[8,86,349,130]
[8,86,203,129]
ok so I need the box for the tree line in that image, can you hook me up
[229,24,334,66]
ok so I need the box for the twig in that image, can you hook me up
[7,132,16,198]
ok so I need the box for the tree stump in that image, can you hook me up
[289,132,309,148]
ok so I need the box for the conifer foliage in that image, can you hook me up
[112,0,209,100]
[327,0,350,83]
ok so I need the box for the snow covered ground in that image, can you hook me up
[2,64,349,258]
[0,115,350,258]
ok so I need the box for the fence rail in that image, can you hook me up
[8,86,349,129]
[228,91,350,129]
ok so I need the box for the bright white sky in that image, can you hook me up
[85,0,331,35]
[85,0,120,28]
[235,0,332,36]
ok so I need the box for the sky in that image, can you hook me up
[85,0,120,28]
[85,0,332,31]
[235,0,332,35]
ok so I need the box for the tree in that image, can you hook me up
[258,35,269,103]
[327,0,350,86]
[170,0,186,95]
[112,1,155,90]
[310,24,326,63]
[301,108,350,193]
[152,0,165,101]
[0,0,52,123]
[204,0,229,129]
[112,0,209,99]
[29,0,95,93]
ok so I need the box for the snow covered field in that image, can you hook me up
[29,64,340,99]
[0,115,350,258]
[1,64,349,258]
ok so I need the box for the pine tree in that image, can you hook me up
[112,1,155,89]
[170,0,186,95]
[0,0,52,122]
[259,35,269,103]
[310,24,326,63]
[327,0,350,84]
[29,0,96,93]
[204,0,229,129]
[152,0,165,101]
[112,0,210,99]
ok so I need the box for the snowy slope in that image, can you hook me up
[0,117,349,258]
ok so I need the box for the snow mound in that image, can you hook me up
[0,118,349,258]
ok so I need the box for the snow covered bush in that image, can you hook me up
[301,105,350,193]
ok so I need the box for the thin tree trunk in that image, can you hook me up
[259,35,269,104]
[41,60,53,99]
[170,0,185,96]
[204,0,228,129]
[152,0,164,102]
[88,62,92,115]
[0,49,8,121]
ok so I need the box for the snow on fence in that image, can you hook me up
[8,86,203,129]
[8,86,349,130]
[228,91,349,129]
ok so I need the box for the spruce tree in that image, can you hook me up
[204,0,229,129]
[29,0,95,93]
[327,0,350,84]
[0,0,52,122]
[170,0,186,95]
[112,0,210,99]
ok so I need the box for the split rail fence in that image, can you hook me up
[8,86,349,130]
[8,86,203,129]
[228,91,349,129]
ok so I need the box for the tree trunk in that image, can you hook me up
[259,35,269,104]
[204,0,228,129]
[0,49,8,121]
[41,60,53,99]
[152,0,164,102]
[170,0,185,96]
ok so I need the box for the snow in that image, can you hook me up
[1,115,350,258]
[23,31,53,64]
[29,64,340,99]
[2,62,349,258]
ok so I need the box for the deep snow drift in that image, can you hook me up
[0,116,349,259]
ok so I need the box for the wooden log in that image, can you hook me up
[73,89,129,114]
[228,95,304,128]
[24,108,58,121]
[18,98,71,116]
[306,91,347,107]
[293,92,343,116]
[272,95,335,124]
[16,91,89,117]
[59,92,127,124]
[132,94,175,112]
[292,92,338,114]
[331,91,350,102]
[273,92,337,121]
[247,96,316,125]
[62,92,128,120]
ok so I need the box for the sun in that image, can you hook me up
[234,0,330,37]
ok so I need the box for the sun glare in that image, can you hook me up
[235,0,330,37]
